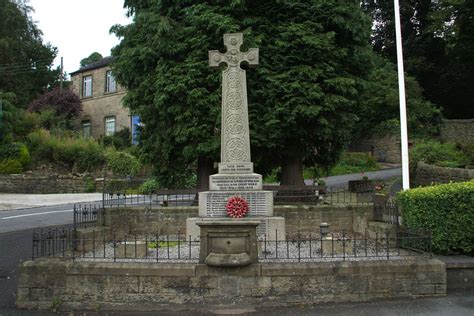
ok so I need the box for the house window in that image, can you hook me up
[82,75,92,97]
[82,121,91,139]
[105,70,116,93]
[131,115,141,145]
[105,116,115,136]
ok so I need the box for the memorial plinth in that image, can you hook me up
[197,221,260,266]
[186,33,285,244]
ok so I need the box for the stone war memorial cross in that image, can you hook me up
[186,33,285,266]
[208,33,258,173]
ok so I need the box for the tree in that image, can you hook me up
[112,0,373,187]
[436,0,474,118]
[0,92,18,144]
[0,0,59,108]
[28,87,82,130]
[354,55,443,140]
[80,52,104,68]
[361,0,473,118]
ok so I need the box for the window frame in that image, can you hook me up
[82,75,93,97]
[104,116,116,136]
[105,70,117,93]
[82,121,91,139]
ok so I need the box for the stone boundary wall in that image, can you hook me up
[16,258,446,311]
[349,134,401,163]
[415,162,474,186]
[0,174,100,194]
[101,205,374,237]
[441,119,474,143]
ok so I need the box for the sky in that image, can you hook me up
[29,0,131,77]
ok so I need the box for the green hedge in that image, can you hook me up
[398,180,474,255]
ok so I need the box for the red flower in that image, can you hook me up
[226,196,249,218]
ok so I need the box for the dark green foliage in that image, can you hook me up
[105,149,141,177]
[0,142,30,166]
[0,0,59,107]
[0,92,18,144]
[398,181,474,255]
[84,176,96,193]
[80,52,104,68]
[138,179,161,195]
[112,0,374,186]
[410,140,469,169]
[456,140,474,165]
[362,0,474,119]
[26,129,106,172]
[355,56,442,140]
[101,127,131,149]
[437,0,474,118]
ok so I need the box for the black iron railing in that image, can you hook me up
[32,226,75,260]
[374,201,400,225]
[100,184,373,208]
[32,227,431,262]
[73,204,104,229]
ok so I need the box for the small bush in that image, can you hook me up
[397,180,474,255]
[101,128,131,150]
[456,140,474,165]
[0,143,31,167]
[410,140,469,169]
[138,179,161,195]
[0,159,23,174]
[105,149,141,177]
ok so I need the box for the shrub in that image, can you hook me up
[0,159,23,174]
[105,149,141,177]
[54,138,105,172]
[456,140,474,165]
[26,129,105,172]
[0,143,31,167]
[397,180,474,255]
[28,87,82,121]
[410,140,469,169]
[138,179,161,195]
[101,128,131,150]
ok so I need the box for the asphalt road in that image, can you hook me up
[0,229,55,315]
[305,167,402,188]
[0,201,102,234]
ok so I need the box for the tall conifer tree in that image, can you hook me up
[112,0,373,186]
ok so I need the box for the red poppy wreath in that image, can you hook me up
[226,196,249,218]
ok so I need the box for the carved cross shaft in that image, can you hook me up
[209,33,259,168]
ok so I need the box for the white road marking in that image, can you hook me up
[1,209,73,220]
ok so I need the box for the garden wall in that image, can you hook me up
[17,258,446,312]
[0,174,100,194]
[415,162,474,186]
[440,119,474,143]
[101,204,374,237]
[349,134,401,163]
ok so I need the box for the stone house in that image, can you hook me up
[70,56,138,140]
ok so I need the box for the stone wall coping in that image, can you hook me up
[22,257,445,277]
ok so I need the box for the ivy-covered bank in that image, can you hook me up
[398,181,474,255]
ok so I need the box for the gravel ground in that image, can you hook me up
[75,236,417,263]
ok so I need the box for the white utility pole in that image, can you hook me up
[394,0,410,190]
